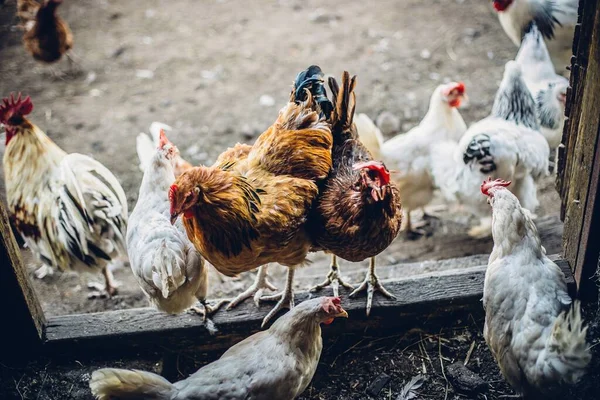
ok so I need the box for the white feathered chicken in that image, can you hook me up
[1,93,127,295]
[481,178,590,396]
[357,82,467,237]
[136,122,192,178]
[127,129,221,316]
[516,23,568,164]
[492,0,578,72]
[438,61,549,238]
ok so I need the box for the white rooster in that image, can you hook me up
[492,0,578,72]
[480,178,590,396]
[127,129,223,317]
[1,93,127,296]
[356,82,467,237]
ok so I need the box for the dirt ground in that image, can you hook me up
[0,0,563,318]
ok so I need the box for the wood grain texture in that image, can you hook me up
[560,0,600,299]
[0,201,45,360]
[43,254,575,355]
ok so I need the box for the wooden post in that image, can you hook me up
[559,0,600,300]
[0,201,46,360]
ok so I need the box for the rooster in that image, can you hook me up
[515,23,568,170]
[357,82,467,238]
[90,297,348,400]
[169,66,333,327]
[435,61,549,238]
[136,122,193,178]
[491,0,577,71]
[480,178,590,396]
[1,93,127,295]
[309,72,402,315]
[127,129,224,318]
[17,0,74,64]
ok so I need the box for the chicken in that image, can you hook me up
[1,93,127,295]
[308,72,402,315]
[437,61,549,238]
[18,0,74,64]
[136,122,193,178]
[480,178,590,396]
[90,296,348,400]
[357,82,467,237]
[169,66,333,327]
[515,23,568,169]
[127,129,224,318]
[491,0,577,72]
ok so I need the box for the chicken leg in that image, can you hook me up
[349,257,396,316]
[190,299,228,322]
[259,267,296,328]
[227,265,278,310]
[87,265,120,299]
[310,255,354,297]
[405,211,428,240]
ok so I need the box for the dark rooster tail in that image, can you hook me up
[292,65,333,119]
[328,71,357,141]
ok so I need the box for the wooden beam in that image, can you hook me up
[43,254,575,356]
[0,201,46,360]
[560,0,600,299]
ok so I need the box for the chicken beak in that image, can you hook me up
[170,213,179,225]
[336,309,349,319]
[372,186,385,202]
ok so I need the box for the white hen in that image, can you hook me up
[127,129,217,316]
[492,0,578,72]
[480,178,590,396]
[357,82,467,236]
[440,61,549,238]
[516,23,568,164]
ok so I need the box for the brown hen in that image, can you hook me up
[309,72,403,315]
[169,66,333,326]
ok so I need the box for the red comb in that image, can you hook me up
[158,129,169,149]
[481,177,511,196]
[353,161,391,185]
[322,297,343,314]
[0,93,33,124]
[168,184,178,215]
[454,82,466,94]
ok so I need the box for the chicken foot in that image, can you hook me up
[259,267,296,328]
[349,257,396,316]
[34,264,54,279]
[404,211,429,240]
[226,265,278,310]
[310,255,354,297]
[87,265,120,299]
[190,299,229,322]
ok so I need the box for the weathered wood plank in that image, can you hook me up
[561,0,600,299]
[0,201,46,360]
[43,254,575,355]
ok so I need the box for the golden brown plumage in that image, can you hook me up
[309,72,403,315]
[170,68,333,325]
[19,0,73,63]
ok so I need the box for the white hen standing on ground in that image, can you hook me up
[516,22,568,170]
[480,178,590,396]
[127,129,224,318]
[438,61,549,238]
[492,0,578,73]
[357,82,467,238]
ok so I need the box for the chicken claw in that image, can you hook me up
[310,255,354,297]
[190,299,228,322]
[227,265,277,310]
[349,257,396,316]
[259,267,296,328]
[87,266,120,299]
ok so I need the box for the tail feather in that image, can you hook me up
[544,301,591,385]
[136,133,156,172]
[328,71,357,142]
[152,240,185,299]
[90,368,175,400]
[354,113,384,160]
